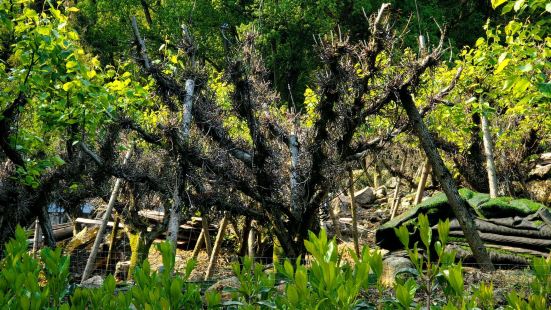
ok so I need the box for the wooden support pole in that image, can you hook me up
[32,218,41,254]
[81,146,134,283]
[105,214,121,270]
[201,216,212,255]
[204,214,229,280]
[248,222,256,258]
[390,157,407,219]
[328,201,342,240]
[414,158,431,205]
[191,229,205,259]
[348,168,360,256]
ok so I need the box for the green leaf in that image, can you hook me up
[491,0,507,8]
[494,58,510,74]
[513,0,525,11]
[537,82,551,97]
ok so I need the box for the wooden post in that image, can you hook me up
[105,214,121,270]
[328,200,342,240]
[191,229,205,259]
[248,222,256,258]
[32,218,41,254]
[204,214,229,280]
[373,162,381,189]
[390,157,407,219]
[348,168,360,256]
[414,158,431,205]
[81,146,134,283]
[201,216,212,255]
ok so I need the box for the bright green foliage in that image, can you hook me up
[70,275,132,309]
[40,247,71,307]
[226,255,277,308]
[130,243,200,309]
[0,226,62,309]
[394,215,464,308]
[0,1,116,186]
[505,256,551,310]
[277,229,385,309]
[0,226,549,308]
[425,0,550,159]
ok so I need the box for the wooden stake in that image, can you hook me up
[105,214,121,270]
[348,168,360,256]
[191,229,204,259]
[328,200,342,240]
[390,157,407,219]
[204,214,229,280]
[201,216,212,255]
[248,223,256,258]
[414,158,431,205]
[32,218,41,254]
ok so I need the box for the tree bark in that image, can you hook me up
[139,0,153,26]
[348,168,360,256]
[166,79,195,248]
[399,89,494,271]
[81,146,134,283]
[414,158,431,205]
[481,112,498,198]
[37,204,56,248]
[204,214,229,280]
[238,217,252,257]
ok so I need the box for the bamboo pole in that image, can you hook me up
[204,214,229,280]
[81,146,134,283]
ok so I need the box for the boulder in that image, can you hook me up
[375,186,387,199]
[332,186,375,215]
[381,255,414,286]
[80,275,104,289]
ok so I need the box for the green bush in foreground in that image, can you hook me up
[0,224,549,309]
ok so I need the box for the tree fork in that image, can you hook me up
[399,89,494,271]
